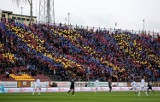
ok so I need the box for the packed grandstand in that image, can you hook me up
[0,18,160,83]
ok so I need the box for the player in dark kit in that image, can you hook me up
[108,79,112,92]
[67,78,75,96]
[147,81,154,93]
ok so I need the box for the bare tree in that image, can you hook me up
[12,0,33,24]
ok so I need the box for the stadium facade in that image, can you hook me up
[0,9,36,25]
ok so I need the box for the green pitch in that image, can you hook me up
[0,92,159,102]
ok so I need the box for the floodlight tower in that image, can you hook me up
[142,19,145,33]
[39,0,55,24]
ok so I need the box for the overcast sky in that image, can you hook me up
[0,0,160,32]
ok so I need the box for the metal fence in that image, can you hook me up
[37,21,159,39]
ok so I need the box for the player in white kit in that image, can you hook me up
[138,76,148,96]
[32,78,41,95]
[95,79,99,93]
[130,80,138,93]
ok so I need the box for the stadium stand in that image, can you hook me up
[0,18,160,82]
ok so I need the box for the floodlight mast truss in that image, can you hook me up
[39,0,55,24]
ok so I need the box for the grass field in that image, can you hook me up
[0,91,160,102]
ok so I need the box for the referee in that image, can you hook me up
[67,78,75,96]
[147,81,154,93]
[108,78,112,92]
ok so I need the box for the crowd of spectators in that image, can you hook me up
[0,17,160,82]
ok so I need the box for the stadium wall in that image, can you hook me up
[1,81,160,88]
[1,81,160,93]
[1,87,160,93]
